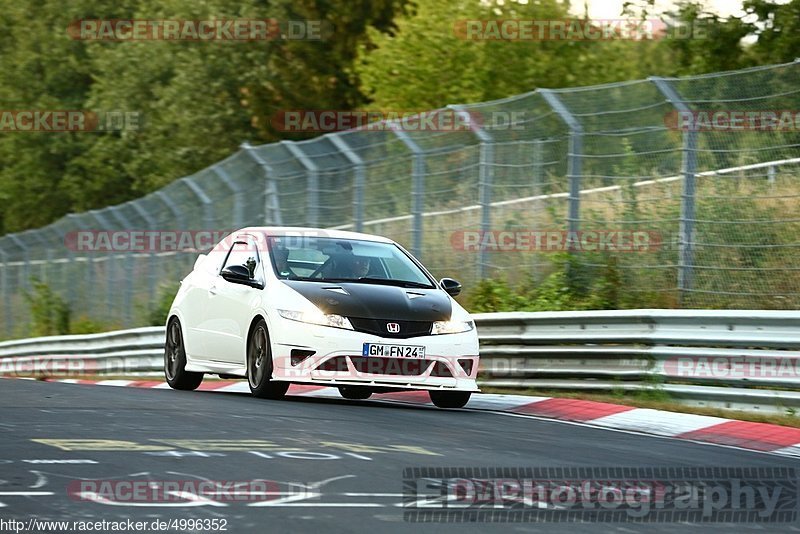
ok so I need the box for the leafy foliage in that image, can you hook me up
[23,280,71,336]
[465,254,625,313]
[142,283,179,326]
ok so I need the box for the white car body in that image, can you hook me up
[166,227,480,405]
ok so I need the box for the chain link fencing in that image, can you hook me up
[1,60,799,338]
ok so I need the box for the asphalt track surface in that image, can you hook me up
[1,379,799,533]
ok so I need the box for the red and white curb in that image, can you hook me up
[35,378,800,458]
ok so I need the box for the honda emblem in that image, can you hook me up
[386,322,400,333]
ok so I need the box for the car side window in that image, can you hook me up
[221,241,263,284]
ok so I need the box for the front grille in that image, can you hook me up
[429,361,452,377]
[348,318,432,338]
[349,356,427,376]
[315,356,349,372]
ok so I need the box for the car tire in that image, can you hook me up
[164,317,204,390]
[338,386,372,400]
[248,319,289,400]
[429,390,471,409]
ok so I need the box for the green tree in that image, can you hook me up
[744,0,800,64]
[0,0,408,231]
[354,0,669,110]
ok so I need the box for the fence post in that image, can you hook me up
[44,226,69,307]
[540,90,582,246]
[155,191,184,229]
[128,201,158,309]
[212,165,245,229]
[0,244,9,336]
[108,207,136,324]
[651,77,697,305]
[88,209,116,318]
[533,139,543,196]
[282,141,319,227]
[66,213,93,321]
[8,234,29,308]
[328,134,365,232]
[154,190,193,276]
[179,177,213,230]
[240,143,283,225]
[450,105,494,280]
[391,128,425,259]
[28,230,50,284]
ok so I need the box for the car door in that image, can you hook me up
[180,253,220,361]
[201,237,266,364]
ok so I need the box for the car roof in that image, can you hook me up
[232,226,396,244]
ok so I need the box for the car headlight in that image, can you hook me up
[278,309,354,330]
[431,319,474,335]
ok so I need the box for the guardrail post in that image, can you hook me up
[651,77,697,305]
[391,128,425,259]
[240,143,283,225]
[540,90,582,247]
[282,141,319,227]
[451,105,494,279]
[328,134,365,232]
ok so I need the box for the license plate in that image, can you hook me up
[362,343,426,359]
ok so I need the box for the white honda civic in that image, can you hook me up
[164,227,480,408]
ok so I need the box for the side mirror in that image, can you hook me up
[221,265,263,289]
[439,277,462,297]
[193,253,207,271]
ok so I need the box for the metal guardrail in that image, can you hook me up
[476,310,800,414]
[1,310,799,414]
[0,327,164,375]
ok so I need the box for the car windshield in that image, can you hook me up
[268,236,435,288]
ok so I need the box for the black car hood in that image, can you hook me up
[281,280,452,321]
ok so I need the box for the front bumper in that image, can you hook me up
[269,318,480,392]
